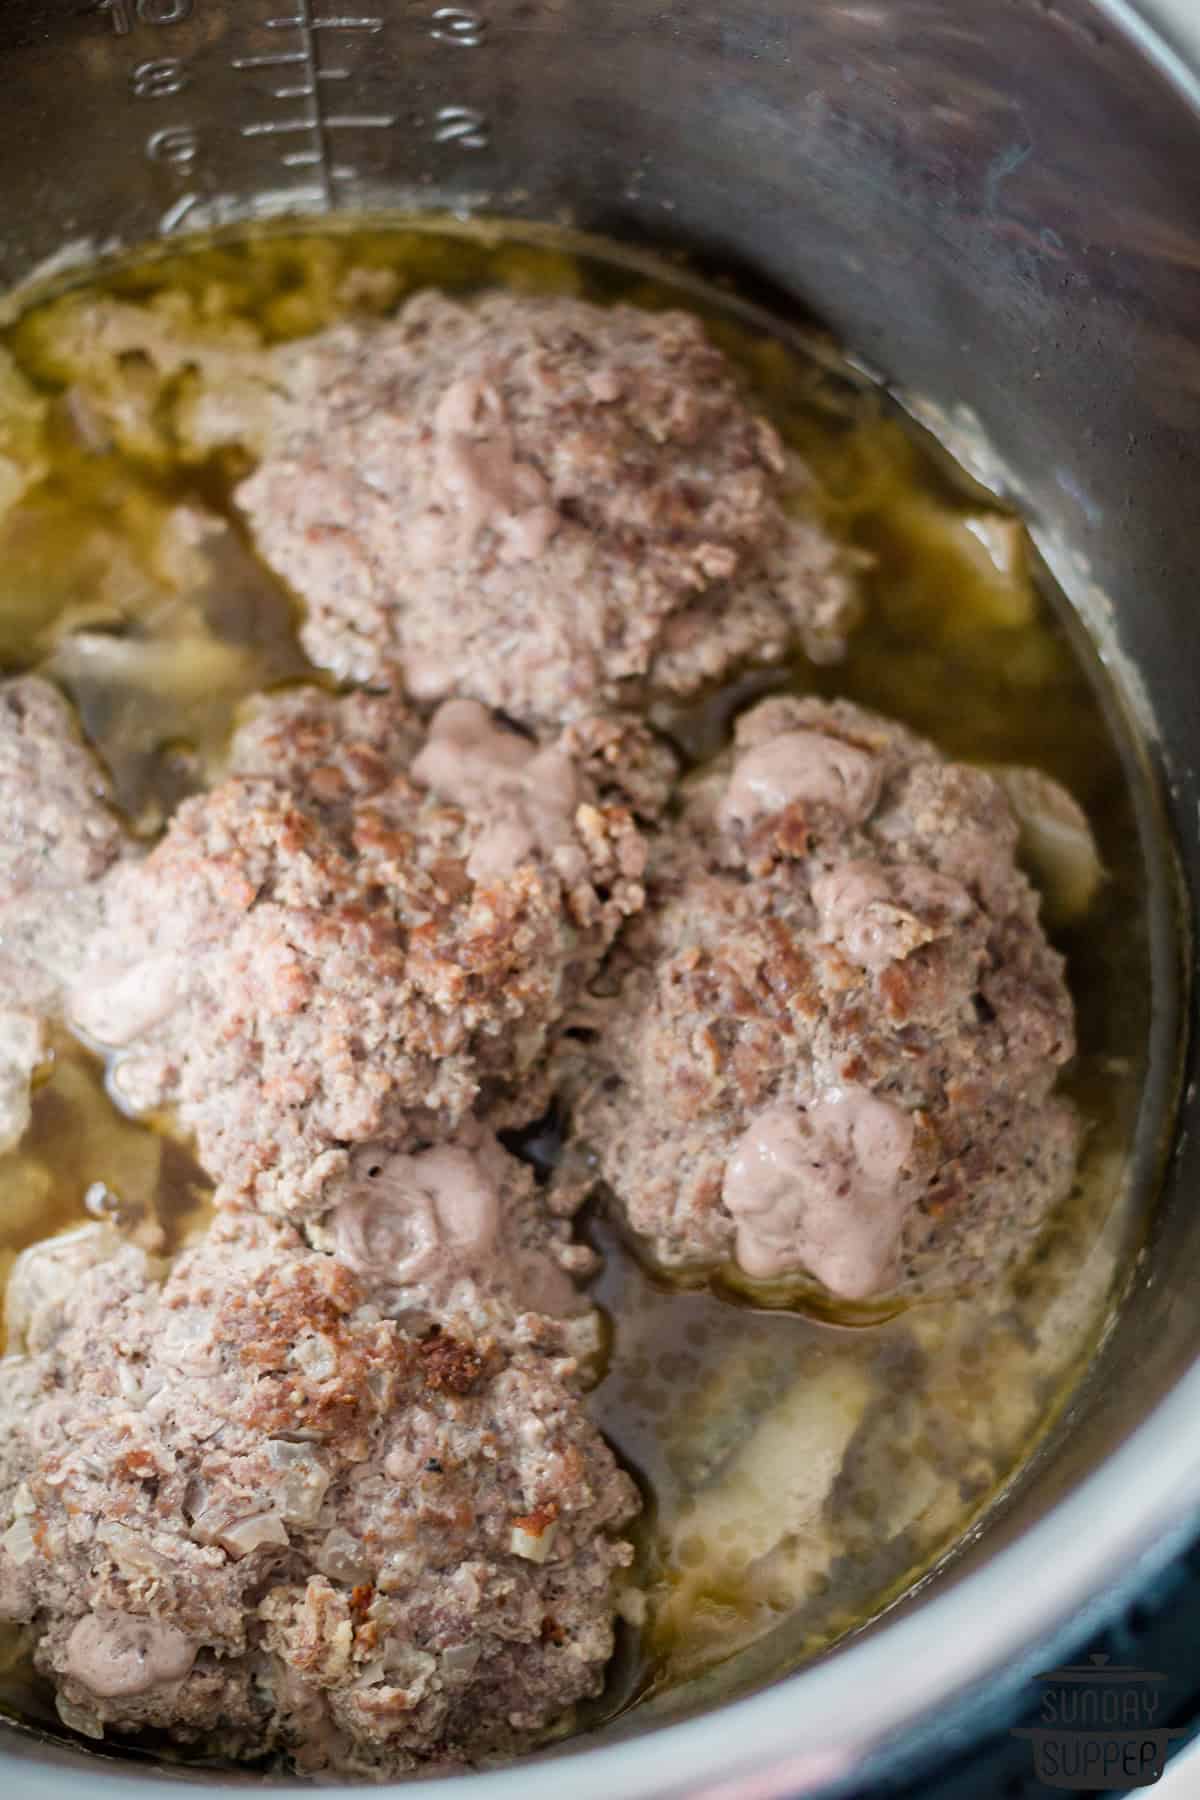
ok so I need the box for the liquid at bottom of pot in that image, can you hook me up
[0,220,1170,1768]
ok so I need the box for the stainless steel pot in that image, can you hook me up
[3,1,1200,1794]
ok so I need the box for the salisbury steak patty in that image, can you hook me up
[0,1214,638,1777]
[236,291,860,721]
[0,676,126,1150]
[70,685,667,1217]
[558,696,1081,1300]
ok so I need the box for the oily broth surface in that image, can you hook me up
[0,226,1154,1748]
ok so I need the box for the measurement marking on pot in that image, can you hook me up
[231,51,307,67]
[232,5,401,206]
[242,117,320,136]
[431,7,486,47]
[131,56,190,98]
[147,125,199,166]
[433,104,490,149]
[241,112,393,133]
[101,0,194,33]
[159,192,202,233]
[233,55,351,82]
[324,114,396,128]
[263,12,382,27]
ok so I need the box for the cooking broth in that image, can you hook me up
[0,223,1173,1760]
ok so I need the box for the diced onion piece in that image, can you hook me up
[994,765,1104,923]
[266,1439,331,1528]
[440,1641,481,1679]
[385,1647,437,1698]
[615,1586,648,1627]
[56,1695,105,1740]
[216,1513,289,1559]
[316,1526,372,1583]
[1,1515,37,1567]
[510,1520,557,1564]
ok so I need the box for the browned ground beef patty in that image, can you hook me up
[70,685,671,1219]
[0,675,126,1149]
[0,1213,638,1778]
[0,676,121,898]
[556,695,1080,1300]
[236,291,860,722]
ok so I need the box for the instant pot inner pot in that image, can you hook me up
[1,0,1199,1792]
